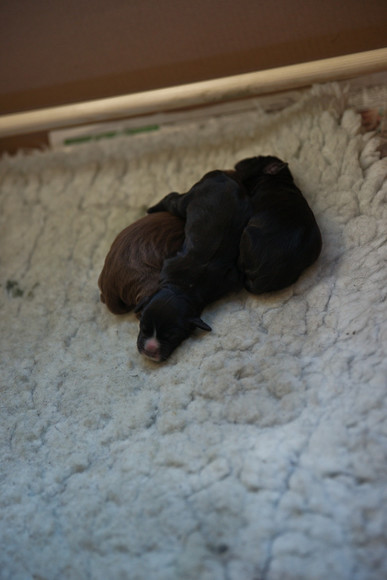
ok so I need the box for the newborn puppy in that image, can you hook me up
[98,212,185,314]
[135,170,252,362]
[234,155,322,293]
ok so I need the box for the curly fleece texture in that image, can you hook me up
[0,83,386,580]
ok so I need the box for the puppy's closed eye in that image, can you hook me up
[161,329,181,341]
[140,322,154,336]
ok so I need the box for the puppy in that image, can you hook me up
[234,155,322,293]
[135,170,252,362]
[98,212,185,314]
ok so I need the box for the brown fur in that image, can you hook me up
[98,212,185,315]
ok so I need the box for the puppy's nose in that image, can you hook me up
[144,338,159,353]
[143,337,161,361]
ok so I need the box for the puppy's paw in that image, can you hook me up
[147,201,165,214]
[147,192,179,214]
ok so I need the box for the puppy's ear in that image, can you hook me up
[264,160,288,175]
[190,317,212,332]
[134,295,151,313]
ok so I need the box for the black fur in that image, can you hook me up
[235,156,322,294]
[136,170,252,361]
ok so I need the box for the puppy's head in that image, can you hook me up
[135,289,211,362]
[234,155,291,190]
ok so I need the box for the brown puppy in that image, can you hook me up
[98,212,185,315]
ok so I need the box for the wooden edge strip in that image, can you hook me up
[0,48,386,138]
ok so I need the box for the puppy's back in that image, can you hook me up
[98,212,185,314]
[239,206,322,293]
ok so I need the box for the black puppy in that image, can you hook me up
[234,156,322,293]
[135,170,252,362]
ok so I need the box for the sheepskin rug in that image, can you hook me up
[1,84,386,580]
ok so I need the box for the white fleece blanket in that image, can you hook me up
[0,84,386,580]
